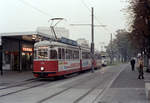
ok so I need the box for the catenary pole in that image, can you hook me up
[91,7,94,72]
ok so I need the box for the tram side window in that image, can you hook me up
[50,50,57,59]
[85,52,89,59]
[66,49,72,59]
[66,49,69,59]
[82,52,86,59]
[58,48,61,59]
[82,52,90,59]
[73,51,79,59]
[87,53,90,59]
[69,50,73,59]
[62,48,65,59]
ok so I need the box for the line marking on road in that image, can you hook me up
[92,64,128,103]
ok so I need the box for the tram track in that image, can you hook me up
[0,82,49,98]
[73,70,113,103]
[0,70,96,99]
[37,73,98,103]
[38,64,126,103]
[73,74,111,103]
[0,78,56,98]
[0,78,38,90]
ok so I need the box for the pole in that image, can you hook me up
[110,33,113,64]
[91,7,94,72]
[0,45,3,75]
[19,40,22,72]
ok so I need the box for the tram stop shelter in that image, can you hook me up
[0,31,52,72]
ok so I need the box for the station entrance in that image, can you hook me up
[21,46,33,70]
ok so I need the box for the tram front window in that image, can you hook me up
[38,49,48,59]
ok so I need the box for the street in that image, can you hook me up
[0,64,148,103]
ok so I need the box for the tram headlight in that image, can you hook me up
[40,67,44,71]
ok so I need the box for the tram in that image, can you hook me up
[33,38,101,78]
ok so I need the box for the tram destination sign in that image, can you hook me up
[59,37,78,46]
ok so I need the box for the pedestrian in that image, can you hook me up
[0,47,3,76]
[0,62,3,76]
[130,58,135,71]
[137,56,144,79]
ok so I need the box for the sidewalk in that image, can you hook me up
[97,64,149,103]
[0,70,35,86]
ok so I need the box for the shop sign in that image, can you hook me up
[22,47,33,52]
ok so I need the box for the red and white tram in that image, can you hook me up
[33,39,101,78]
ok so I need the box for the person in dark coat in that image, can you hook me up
[0,46,3,76]
[130,58,135,71]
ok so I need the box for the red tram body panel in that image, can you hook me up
[34,61,58,72]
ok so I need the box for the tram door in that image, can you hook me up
[22,52,33,70]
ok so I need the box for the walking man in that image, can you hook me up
[130,58,135,71]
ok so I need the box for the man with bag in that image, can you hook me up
[137,56,144,79]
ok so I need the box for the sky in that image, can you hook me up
[0,0,129,51]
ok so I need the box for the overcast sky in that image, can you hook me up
[0,0,129,50]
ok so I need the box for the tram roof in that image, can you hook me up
[35,40,90,51]
[34,40,79,48]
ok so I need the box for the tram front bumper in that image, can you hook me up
[33,72,57,78]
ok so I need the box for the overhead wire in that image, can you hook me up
[18,0,53,17]
[18,0,111,34]
[80,0,112,34]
